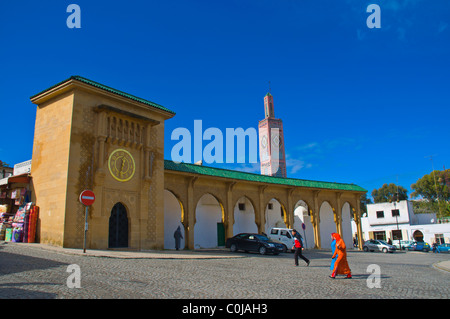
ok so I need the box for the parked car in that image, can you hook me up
[433,243,450,253]
[407,241,431,252]
[226,233,284,255]
[363,239,396,253]
[392,240,415,250]
[267,228,295,252]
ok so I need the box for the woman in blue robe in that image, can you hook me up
[330,236,337,271]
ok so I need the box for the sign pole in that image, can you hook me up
[83,205,88,253]
[79,189,95,254]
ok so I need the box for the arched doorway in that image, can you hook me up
[319,201,336,249]
[109,203,129,248]
[264,198,287,234]
[164,190,185,250]
[194,194,224,249]
[413,230,424,242]
[293,200,314,249]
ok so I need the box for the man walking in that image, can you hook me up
[292,229,310,267]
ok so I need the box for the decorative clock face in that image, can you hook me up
[108,149,136,182]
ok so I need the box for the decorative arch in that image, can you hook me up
[319,200,337,249]
[194,193,225,249]
[164,189,186,250]
[264,197,288,234]
[293,199,315,249]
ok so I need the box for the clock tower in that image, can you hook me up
[258,92,287,178]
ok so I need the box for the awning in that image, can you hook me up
[0,173,31,186]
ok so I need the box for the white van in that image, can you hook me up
[268,228,296,252]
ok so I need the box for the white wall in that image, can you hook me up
[320,201,336,249]
[233,197,257,235]
[264,199,286,234]
[293,201,315,249]
[367,200,411,226]
[164,190,185,250]
[194,194,223,249]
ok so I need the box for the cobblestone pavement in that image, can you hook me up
[0,242,449,299]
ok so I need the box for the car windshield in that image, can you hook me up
[378,240,388,245]
[255,234,270,241]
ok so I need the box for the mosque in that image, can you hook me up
[25,76,366,251]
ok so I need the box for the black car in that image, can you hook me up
[226,233,284,255]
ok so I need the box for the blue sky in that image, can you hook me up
[0,0,449,200]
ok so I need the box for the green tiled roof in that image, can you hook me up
[30,76,175,115]
[164,160,367,192]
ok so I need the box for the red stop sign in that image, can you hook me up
[79,190,95,206]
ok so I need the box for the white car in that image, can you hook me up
[363,239,396,253]
[268,228,296,252]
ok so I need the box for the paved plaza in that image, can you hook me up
[0,241,449,300]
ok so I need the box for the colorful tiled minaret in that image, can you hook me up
[258,92,287,178]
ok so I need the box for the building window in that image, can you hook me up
[392,230,402,240]
[268,203,273,210]
[376,211,384,218]
[391,209,400,217]
[238,203,245,211]
[373,231,386,241]
[435,234,444,245]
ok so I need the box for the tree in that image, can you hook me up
[360,192,372,215]
[411,169,450,202]
[371,183,408,203]
[411,169,450,217]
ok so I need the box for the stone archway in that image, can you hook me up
[164,189,185,250]
[194,193,225,249]
[319,201,336,249]
[264,198,287,234]
[293,200,315,249]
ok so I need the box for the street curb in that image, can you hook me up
[1,241,246,260]
[432,261,450,273]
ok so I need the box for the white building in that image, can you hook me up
[352,200,450,244]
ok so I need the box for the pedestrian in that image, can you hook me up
[174,226,183,250]
[330,233,352,279]
[432,241,440,253]
[330,235,337,271]
[292,229,310,267]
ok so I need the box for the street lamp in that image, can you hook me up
[390,192,401,250]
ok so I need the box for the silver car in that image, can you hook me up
[363,239,396,253]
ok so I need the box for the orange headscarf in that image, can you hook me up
[331,233,341,242]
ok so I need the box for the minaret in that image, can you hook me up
[258,92,287,178]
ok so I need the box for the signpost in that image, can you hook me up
[79,190,95,253]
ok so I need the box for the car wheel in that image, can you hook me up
[230,244,237,253]
[259,246,267,255]
[382,248,388,253]
[282,245,287,253]
[423,249,429,253]
[363,246,369,252]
